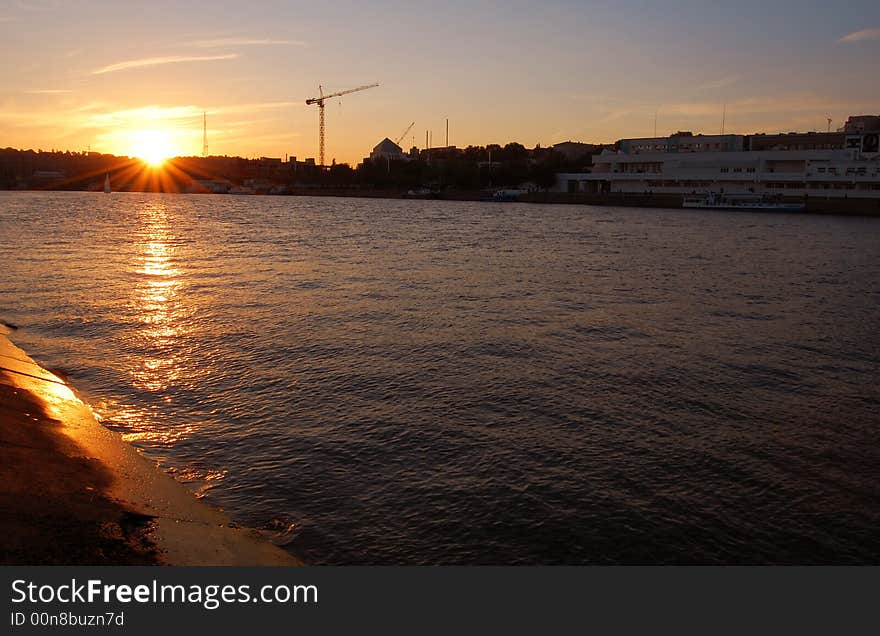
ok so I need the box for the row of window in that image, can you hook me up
[754,144,842,151]
[604,180,880,191]
[677,143,728,151]
[765,182,880,190]
[815,166,871,175]
[630,142,731,153]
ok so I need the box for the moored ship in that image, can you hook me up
[683,192,805,211]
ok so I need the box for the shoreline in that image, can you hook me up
[3,187,879,216]
[0,328,300,566]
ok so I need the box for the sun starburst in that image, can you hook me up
[129,129,177,167]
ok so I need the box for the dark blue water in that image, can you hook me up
[1,191,878,564]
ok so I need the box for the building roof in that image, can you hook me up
[373,138,403,154]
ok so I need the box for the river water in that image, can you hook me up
[1,191,878,564]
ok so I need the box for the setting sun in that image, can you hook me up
[129,129,178,166]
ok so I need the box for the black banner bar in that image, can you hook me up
[2,566,877,634]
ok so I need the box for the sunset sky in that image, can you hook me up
[2,0,879,165]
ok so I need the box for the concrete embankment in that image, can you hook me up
[0,328,299,566]
[520,192,880,216]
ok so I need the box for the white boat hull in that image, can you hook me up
[682,202,805,211]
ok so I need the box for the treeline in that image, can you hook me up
[0,142,610,192]
[339,143,606,190]
[0,148,135,190]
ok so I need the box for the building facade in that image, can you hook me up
[620,132,744,155]
[555,121,880,199]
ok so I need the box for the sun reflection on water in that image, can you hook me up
[132,202,183,394]
[91,198,212,451]
[84,200,219,469]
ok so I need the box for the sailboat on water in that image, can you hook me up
[103,174,111,194]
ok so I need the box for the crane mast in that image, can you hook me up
[305,83,379,167]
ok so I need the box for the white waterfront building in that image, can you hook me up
[556,131,880,199]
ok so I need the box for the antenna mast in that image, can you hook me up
[202,111,208,157]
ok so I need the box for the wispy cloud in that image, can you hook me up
[221,117,282,128]
[16,0,57,10]
[190,37,306,48]
[88,105,205,125]
[92,54,237,75]
[0,101,108,128]
[694,74,742,92]
[1,97,305,156]
[839,28,880,43]
[223,132,301,141]
[571,91,875,142]
[220,132,302,149]
[1,101,301,130]
[25,88,72,94]
[661,94,846,118]
[213,101,302,114]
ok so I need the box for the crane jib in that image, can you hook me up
[304,83,379,167]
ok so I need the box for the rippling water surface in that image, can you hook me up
[1,191,878,564]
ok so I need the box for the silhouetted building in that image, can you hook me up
[417,146,458,162]
[551,141,600,160]
[841,115,880,134]
[370,138,406,162]
[747,132,845,151]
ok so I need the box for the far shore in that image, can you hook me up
[0,328,300,566]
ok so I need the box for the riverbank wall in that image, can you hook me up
[0,328,300,566]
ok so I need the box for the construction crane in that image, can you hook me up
[305,83,379,167]
[395,121,415,147]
